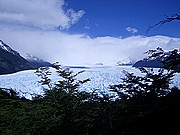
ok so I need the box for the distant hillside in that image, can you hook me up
[133,57,164,68]
[0,40,51,75]
[26,53,52,68]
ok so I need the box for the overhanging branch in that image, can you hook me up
[146,14,180,33]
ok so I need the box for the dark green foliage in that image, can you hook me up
[0,49,180,135]
[110,68,174,100]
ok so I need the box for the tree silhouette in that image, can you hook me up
[145,47,180,73]
[147,14,180,33]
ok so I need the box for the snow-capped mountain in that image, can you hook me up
[0,40,21,57]
[26,53,52,67]
[0,40,51,75]
[0,40,33,75]
[117,57,136,66]
[26,53,45,62]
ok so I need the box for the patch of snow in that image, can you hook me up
[0,41,9,52]
[117,57,136,66]
[26,53,44,62]
[0,40,20,56]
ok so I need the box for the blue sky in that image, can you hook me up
[0,0,179,65]
[65,0,180,38]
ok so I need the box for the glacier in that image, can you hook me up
[0,66,179,99]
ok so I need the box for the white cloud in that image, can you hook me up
[0,0,179,66]
[84,25,90,29]
[1,28,180,66]
[0,0,85,30]
[126,27,138,34]
[65,9,85,28]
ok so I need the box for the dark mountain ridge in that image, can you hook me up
[0,40,32,74]
[0,40,51,75]
[133,57,164,68]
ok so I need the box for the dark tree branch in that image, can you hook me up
[146,14,180,33]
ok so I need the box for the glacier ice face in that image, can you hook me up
[0,66,179,99]
[0,70,43,99]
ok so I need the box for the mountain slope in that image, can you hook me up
[133,57,164,68]
[26,53,52,67]
[0,40,51,75]
[0,40,34,74]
